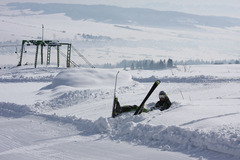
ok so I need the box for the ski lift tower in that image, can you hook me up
[17,40,72,68]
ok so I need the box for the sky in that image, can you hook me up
[1,0,240,18]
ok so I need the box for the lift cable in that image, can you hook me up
[72,45,95,68]
[59,50,80,67]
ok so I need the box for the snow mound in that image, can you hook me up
[48,68,132,89]
[33,89,112,112]
[105,115,240,157]
[0,102,32,118]
[94,116,240,157]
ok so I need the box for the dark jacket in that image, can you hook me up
[155,96,172,111]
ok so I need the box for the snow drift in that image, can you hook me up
[46,68,133,89]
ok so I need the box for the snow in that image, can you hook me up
[49,68,132,89]
[1,1,240,160]
[0,65,240,160]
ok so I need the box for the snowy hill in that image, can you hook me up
[0,65,240,160]
[6,3,240,28]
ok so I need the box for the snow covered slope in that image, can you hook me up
[0,65,240,160]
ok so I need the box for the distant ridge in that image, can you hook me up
[6,2,240,28]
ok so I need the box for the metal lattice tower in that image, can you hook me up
[18,40,72,68]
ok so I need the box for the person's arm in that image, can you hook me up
[166,97,172,108]
[161,98,171,111]
[155,101,162,108]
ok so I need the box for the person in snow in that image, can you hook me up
[114,90,171,116]
[151,91,172,111]
[114,97,148,115]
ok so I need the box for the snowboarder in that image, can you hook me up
[151,91,172,111]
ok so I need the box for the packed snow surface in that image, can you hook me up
[0,65,240,160]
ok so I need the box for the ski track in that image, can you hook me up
[0,102,240,159]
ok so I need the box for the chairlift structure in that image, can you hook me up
[9,25,94,68]
[17,40,72,68]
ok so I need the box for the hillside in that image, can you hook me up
[6,3,240,28]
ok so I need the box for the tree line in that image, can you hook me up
[116,59,174,70]
[89,58,240,69]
